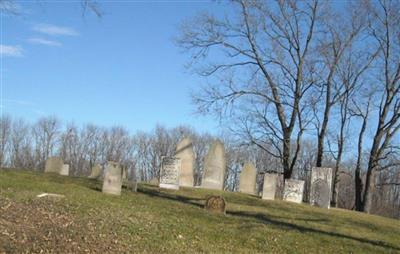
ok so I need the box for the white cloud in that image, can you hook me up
[28,37,62,47]
[33,23,78,36]
[0,44,23,57]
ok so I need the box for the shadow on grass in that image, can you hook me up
[138,187,204,209]
[228,211,400,252]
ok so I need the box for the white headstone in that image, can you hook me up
[44,157,63,173]
[283,179,305,203]
[239,162,257,195]
[89,164,102,179]
[59,164,69,176]
[262,173,278,200]
[175,137,195,187]
[201,140,226,190]
[159,157,181,190]
[102,162,122,195]
[310,167,333,208]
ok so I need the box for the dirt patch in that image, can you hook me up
[0,196,128,253]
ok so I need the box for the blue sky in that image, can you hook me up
[2,1,225,133]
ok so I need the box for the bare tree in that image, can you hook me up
[361,0,400,213]
[10,118,33,169]
[32,116,61,169]
[0,114,11,167]
[313,2,367,167]
[177,0,323,179]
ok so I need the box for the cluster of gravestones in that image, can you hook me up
[45,137,333,209]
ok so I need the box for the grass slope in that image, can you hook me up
[0,169,399,254]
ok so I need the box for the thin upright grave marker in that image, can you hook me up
[102,162,122,195]
[239,162,257,195]
[202,140,226,190]
[310,167,333,208]
[283,179,305,203]
[159,157,181,190]
[262,173,278,200]
[175,137,195,187]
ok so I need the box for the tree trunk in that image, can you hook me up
[355,168,363,211]
[362,166,376,213]
[282,130,292,180]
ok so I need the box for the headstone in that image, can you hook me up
[283,179,305,203]
[239,162,257,195]
[262,173,278,200]
[159,157,181,190]
[102,161,122,195]
[201,140,226,190]
[175,137,195,187]
[149,177,159,185]
[59,164,69,176]
[89,164,102,179]
[310,167,333,208]
[127,180,138,192]
[122,166,127,180]
[44,157,63,173]
[204,195,226,215]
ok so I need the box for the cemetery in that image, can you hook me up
[3,0,400,253]
[1,138,400,253]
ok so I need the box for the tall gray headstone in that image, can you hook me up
[159,157,181,190]
[102,161,122,195]
[44,157,63,173]
[59,164,69,176]
[175,137,195,187]
[283,179,305,203]
[262,173,278,200]
[310,167,333,208]
[201,140,226,190]
[239,162,257,195]
[89,164,102,179]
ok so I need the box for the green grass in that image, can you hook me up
[1,168,399,253]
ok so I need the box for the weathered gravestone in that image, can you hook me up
[44,157,64,173]
[204,195,226,215]
[310,167,333,208]
[59,164,69,176]
[127,180,138,192]
[201,140,226,190]
[149,177,159,185]
[102,162,122,195]
[122,165,127,181]
[175,137,195,187]
[88,164,102,179]
[262,173,279,200]
[283,179,305,203]
[239,162,257,195]
[159,157,181,190]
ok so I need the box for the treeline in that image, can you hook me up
[1,114,399,218]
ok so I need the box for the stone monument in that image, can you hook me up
[89,164,102,179]
[283,179,305,203]
[262,173,279,200]
[159,157,181,190]
[59,164,69,176]
[239,162,257,195]
[201,140,226,190]
[44,157,63,173]
[204,195,226,215]
[175,137,195,187]
[310,167,333,208]
[102,161,123,195]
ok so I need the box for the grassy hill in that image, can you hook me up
[0,169,399,253]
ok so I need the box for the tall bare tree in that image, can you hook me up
[177,0,322,179]
[362,0,400,213]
